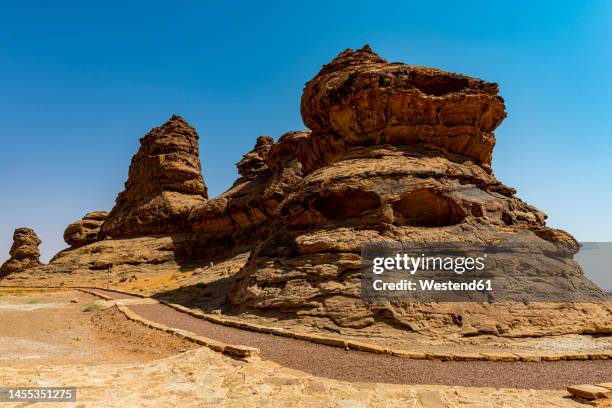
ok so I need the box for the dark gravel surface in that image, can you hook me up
[124,302,612,389]
[92,288,612,389]
[89,288,142,299]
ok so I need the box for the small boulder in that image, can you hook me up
[63,211,108,248]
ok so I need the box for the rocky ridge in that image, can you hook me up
[223,46,610,336]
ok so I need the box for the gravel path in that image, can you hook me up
[91,289,612,389]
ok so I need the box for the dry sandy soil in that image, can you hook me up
[4,253,611,358]
[0,289,196,367]
[0,288,604,407]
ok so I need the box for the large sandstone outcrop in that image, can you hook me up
[102,115,208,237]
[301,45,506,170]
[226,46,610,337]
[1,228,43,275]
[64,211,108,248]
[4,46,609,341]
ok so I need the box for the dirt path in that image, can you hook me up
[0,289,196,367]
[91,288,612,389]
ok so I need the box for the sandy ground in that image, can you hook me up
[101,257,612,357]
[4,253,610,357]
[0,289,196,367]
[0,288,602,407]
[0,343,592,407]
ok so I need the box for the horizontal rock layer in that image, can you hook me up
[301,45,506,168]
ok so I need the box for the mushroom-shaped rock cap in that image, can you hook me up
[63,211,108,248]
[300,45,507,165]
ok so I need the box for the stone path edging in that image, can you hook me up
[158,301,612,363]
[78,288,258,359]
[14,286,612,363]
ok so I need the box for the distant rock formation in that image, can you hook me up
[236,136,274,180]
[102,115,208,237]
[1,228,42,275]
[64,211,108,248]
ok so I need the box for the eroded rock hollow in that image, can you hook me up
[224,46,609,337]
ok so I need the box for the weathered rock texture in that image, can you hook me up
[224,46,611,337]
[301,45,506,170]
[4,46,610,341]
[64,211,108,248]
[0,228,42,275]
[236,136,274,179]
[102,115,208,237]
[189,133,307,236]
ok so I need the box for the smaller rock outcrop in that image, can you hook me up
[102,115,208,237]
[1,228,42,275]
[188,132,310,236]
[64,211,108,248]
[236,136,274,180]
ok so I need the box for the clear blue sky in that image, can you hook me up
[1,1,611,278]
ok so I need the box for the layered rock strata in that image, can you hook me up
[102,115,208,237]
[300,45,506,170]
[225,46,610,337]
[3,46,609,340]
[189,133,309,236]
[64,211,108,248]
[0,228,43,275]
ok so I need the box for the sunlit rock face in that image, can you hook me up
[226,46,610,337]
[64,211,108,248]
[102,115,208,237]
[7,46,608,339]
[301,45,506,170]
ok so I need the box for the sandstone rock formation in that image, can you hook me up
[3,46,610,340]
[225,46,610,337]
[300,45,505,171]
[236,136,274,179]
[64,211,108,248]
[189,133,308,236]
[102,115,208,237]
[0,228,42,275]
